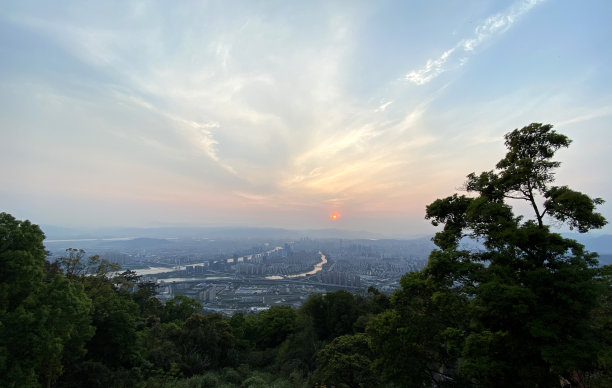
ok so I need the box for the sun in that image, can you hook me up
[330,213,340,220]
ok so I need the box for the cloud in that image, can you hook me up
[2,2,435,207]
[110,91,237,175]
[375,100,393,112]
[406,0,545,85]
[9,0,609,235]
[405,48,455,86]
[555,105,612,126]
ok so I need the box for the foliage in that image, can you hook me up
[313,333,379,388]
[368,265,471,386]
[588,265,612,387]
[369,123,608,387]
[0,213,94,388]
[179,313,236,374]
[247,305,297,350]
[164,295,203,323]
[299,290,359,341]
[0,212,47,311]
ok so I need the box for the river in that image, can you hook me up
[121,247,324,283]
[265,251,326,280]
[122,246,282,277]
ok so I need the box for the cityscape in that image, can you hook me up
[45,231,434,315]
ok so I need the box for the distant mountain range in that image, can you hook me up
[42,225,387,241]
[41,225,612,264]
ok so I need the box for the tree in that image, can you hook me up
[369,123,607,387]
[313,333,380,388]
[51,248,142,371]
[0,213,94,388]
[34,274,94,386]
[299,290,358,341]
[54,248,120,280]
[179,313,235,374]
[138,319,182,377]
[164,295,202,323]
[367,267,470,387]
[253,305,296,349]
[84,284,141,368]
[275,311,321,376]
[588,265,612,387]
[0,213,47,312]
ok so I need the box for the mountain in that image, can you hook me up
[42,225,386,241]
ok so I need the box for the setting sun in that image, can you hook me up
[330,213,340,220]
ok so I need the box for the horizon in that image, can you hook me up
[39,222,612,242]
[39,223,430,240]
[2,1,612,237]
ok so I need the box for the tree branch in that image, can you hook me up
[504,194,529,201]
[526,181,543,228]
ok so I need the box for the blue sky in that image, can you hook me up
[1,0,611,237]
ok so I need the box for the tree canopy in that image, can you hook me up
[370,123,608,387]
[0,213,94,388]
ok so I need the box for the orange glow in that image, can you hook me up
[330,213,340,220]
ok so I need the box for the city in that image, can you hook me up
[45,232,433,315]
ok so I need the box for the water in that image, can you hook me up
[265,251,326,280]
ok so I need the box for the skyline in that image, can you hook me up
[1,0,611,237]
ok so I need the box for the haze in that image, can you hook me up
[1,0,611,237]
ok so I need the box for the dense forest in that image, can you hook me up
[2,124,611,387]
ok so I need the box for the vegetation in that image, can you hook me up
[369,123,609,387]
[1,123,610,387]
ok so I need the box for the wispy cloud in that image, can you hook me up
[375,100,393,112]
[406,0,545,85]
[406,49,455,86]
[555,105,612,126]
[2,0,610,234]
[111,91,237,175]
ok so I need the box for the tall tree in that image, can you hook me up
[0,213,93,388]
[370,123,607,387]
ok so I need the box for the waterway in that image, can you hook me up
[133,250,326,283]
[127,246,282,277]
[160,276,233,283]
[265,251,327,280]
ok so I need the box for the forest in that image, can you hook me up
[1,124,611,387]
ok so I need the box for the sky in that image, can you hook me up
[1,0,612,237]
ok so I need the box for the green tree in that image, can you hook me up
[275,312,321,376]
[313,333,380,388]
[132,282,163,320]
[138,319,183,376]
[253,305,296,349]
[54,248,120,280]
[179,313,235,374]
[0,213,94,388]
[164,295,203,323]
[54,249,142,370]
[589,265,612,387]
[370,123,607,387]
[85,284,141,368]
[0,213,47,312]
[229,312,251,351]
[452,124,605,386]
[299,290,358,341]
[367,267,470,386]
